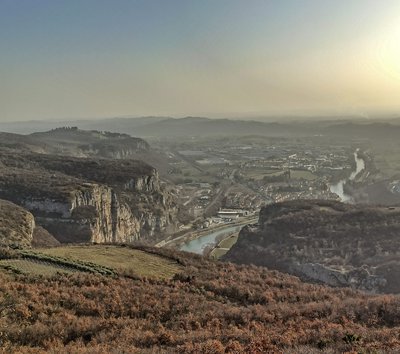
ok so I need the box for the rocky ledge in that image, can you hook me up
[0,150,177,246]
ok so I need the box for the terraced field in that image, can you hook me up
[0,259,76,276]
[0,245,183,279]
[37,245,182,279]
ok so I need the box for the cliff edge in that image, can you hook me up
[224,200,400,293]
[0,150,177,245]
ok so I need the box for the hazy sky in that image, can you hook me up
[1,0,400,121]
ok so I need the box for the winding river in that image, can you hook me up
[181,151,365,254]
[180,225,243,254]
[329,150,365,202]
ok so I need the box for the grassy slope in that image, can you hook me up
[0,245,182,280]
[37,245,181,279]
[210,234,239,259]
[0,259,76,276]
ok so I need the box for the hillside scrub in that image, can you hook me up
[225,199,400,293]
[1,247,400,353]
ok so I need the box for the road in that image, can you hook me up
[203,183,232,216]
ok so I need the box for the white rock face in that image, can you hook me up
[295,263,387,292]
[25,179,175,244]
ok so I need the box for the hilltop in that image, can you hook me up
[0,127,149,158]
[225,200,400,293]
[2,116,400,140]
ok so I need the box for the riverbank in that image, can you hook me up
[180,216,257,254]
[329,149,366,203]
[208,232,239,259]
[155,216,257,254]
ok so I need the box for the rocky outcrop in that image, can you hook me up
[224,200,400,294]
[0,199,35,248]
[0,150,177,245]
[30,182,175,244]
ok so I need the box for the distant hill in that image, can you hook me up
[0,116,169,135]
[0,127,149,157]
[225,199,400,294]
[3,116,400,139]
[0,127,176,180]
[127,117,313,137]
[0,132,52,153]
[30,127,150,157]
[324,122,400,140]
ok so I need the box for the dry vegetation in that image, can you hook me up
[0,259,76,276]
[0,199,34,248]
[226,199,400,293]
[1,245,400,353]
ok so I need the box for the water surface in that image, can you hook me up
[329,150,365,202]
[180,225,242,254]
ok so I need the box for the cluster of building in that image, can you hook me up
[223,191,264,210]
[166,138,357,230]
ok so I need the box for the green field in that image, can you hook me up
[0,259,76,276]
[210,248,228,259]
[37,245,182,279]
[218,234,239,249]
[0,245,183,279]
[290,170,317,180]
[244,168,284,180]
[210,234,239,259]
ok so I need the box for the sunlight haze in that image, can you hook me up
[1,0,400,121]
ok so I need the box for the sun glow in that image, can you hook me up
[378,22,400,80]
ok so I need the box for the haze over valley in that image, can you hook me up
[2,1,400,352]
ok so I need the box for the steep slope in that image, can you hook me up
[0,150,177,244]
[0,199,35,248]
[1,246,400,353]
[225,200,400,293]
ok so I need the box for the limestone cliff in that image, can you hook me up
[225,200,400,294]
[0,151,177,245]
